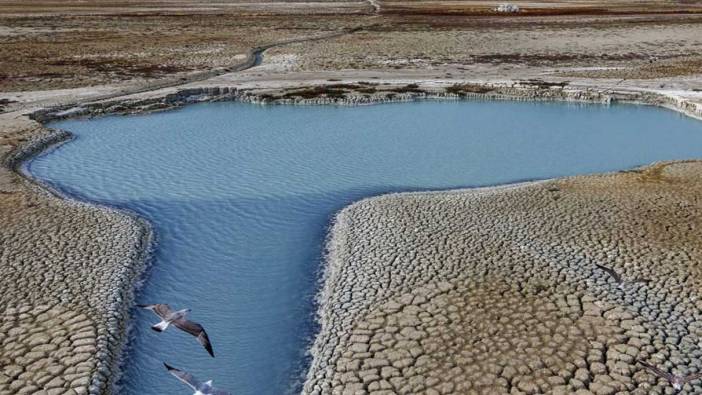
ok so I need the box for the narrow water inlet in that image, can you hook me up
[28,100,702,395]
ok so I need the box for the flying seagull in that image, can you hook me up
[164,363,232,395]
[594,263,648,289]
[138,304,214,357]
[639,360,702,391]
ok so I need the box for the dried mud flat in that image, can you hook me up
[306,161,702,395]
[0,116,149,395]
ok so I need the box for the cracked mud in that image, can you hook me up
[306,161,702,395]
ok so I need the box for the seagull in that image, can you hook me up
[164,363,232,395]
[138,304,214,357]
[594,263,648,289]
[639,360,702,391]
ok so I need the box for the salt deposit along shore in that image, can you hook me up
[1,77,702,395]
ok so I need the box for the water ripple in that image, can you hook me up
[29,100,702,395]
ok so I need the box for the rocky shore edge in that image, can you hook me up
[3,79,700,394]
[30,81,702,123]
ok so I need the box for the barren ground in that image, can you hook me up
[2,0,702,95]
[307,161,702,394]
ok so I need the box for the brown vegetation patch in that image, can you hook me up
[279,83,383,100]
[472,52,656,66]
[3,2,702,90]
[561,55,702,79]
[48,57,186,78]
[518,79,569,88]
[389,83,425,94]
[444,83,494,95]
[282,85,348,99]
[0,12,362,91]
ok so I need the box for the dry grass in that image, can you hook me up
[281,13,702,77]
[2,1,702,92]
[0,11,362,91]
[560,55,702,79]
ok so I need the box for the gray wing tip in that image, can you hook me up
[164,362,175,371]
[595,263,622,281]
[595,263,613,273]
[638,360,673,379]
[684,372,702,382]
[200,330,215,357]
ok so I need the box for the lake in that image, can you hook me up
[30,100,702,394]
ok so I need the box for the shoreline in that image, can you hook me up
[3,78,702,394]
[28,80,702,123]
[7,126,155,395]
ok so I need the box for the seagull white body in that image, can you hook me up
[194,380,214,395]
[164,363,231,395]
[153,308,191,331]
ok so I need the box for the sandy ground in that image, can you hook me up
[1,1,702,394]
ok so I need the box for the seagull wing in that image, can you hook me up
[595,263,622,283]
[137,304,173,320]
[153,304,175,319]
[639,360,675,382]
[682,371,702,384]
[164,363,202,391]
[173,318,215,357]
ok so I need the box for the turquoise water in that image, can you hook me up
[31,100,702,395]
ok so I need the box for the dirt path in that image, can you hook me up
[22,25,367,115]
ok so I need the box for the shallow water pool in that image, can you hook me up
[31,100,702,394]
